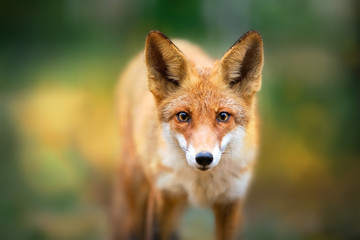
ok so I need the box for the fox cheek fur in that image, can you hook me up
[114,30,263,240]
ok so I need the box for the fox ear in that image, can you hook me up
[145,30,187,101]
[220,31,264,96]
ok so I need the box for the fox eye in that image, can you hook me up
[217,112,230,122]
[176,112,190,122]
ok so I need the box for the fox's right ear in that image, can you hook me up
[145,30,187,102]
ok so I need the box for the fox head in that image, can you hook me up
[145,30,263,171]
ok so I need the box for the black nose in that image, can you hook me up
[195,152,213,166]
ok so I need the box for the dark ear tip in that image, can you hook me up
[147,30,161,37]
[147,30,170,41]
[245,30,262,38]
[230,30,263,50]
[243,30,263,44]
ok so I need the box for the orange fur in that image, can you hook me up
[113,30,264,240]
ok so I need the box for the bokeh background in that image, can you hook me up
[1,0,359,239]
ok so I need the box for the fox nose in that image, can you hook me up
[195,152,213,166]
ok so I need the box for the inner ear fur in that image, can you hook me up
[220,31,264,96]
[145,30,187,101]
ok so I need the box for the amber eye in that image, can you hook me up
[217,112,230,122]
[176,112,190,122]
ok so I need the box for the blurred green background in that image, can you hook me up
[1,0,359,239]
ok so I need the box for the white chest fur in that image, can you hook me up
[155,158,253,206]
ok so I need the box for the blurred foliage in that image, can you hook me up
[0,0,359,239]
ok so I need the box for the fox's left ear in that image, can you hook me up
[220,31,264,96]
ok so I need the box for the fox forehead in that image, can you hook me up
[160,79,248,126]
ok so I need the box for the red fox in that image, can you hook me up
[114,30,264,240]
